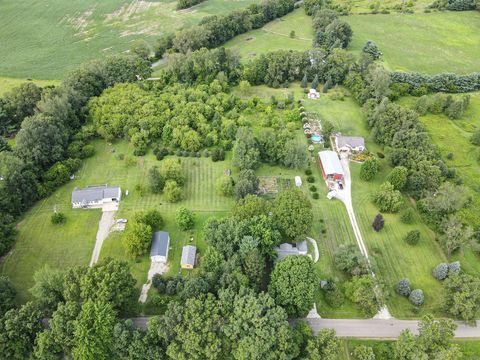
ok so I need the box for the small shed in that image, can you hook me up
[181,245,197,269]
[150,231,170,263]
[295,176,302,188]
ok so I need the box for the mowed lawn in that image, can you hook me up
[346,11,480,74]
[1,139,235,303]
[329,0,432,14]
[225,8,313,61]
[0,0,258,79]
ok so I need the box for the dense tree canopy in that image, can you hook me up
[273,189,313,241]
[268,256,318,317]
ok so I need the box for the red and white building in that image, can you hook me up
[318,151,344,181]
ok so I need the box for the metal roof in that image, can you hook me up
[336,136,365,149]
[318,151,344,176]
[71,185,121,203]
[181,245,196,266]
[150,231,169,257]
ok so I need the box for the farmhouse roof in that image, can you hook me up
[296,240,308,253]
[181,245,196,266]
[71,185,121,203]
[150,231,169,257]
[318,151,344,176]
[336,135,365,149]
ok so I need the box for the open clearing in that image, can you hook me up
[225,9,313,61]
[0,77,60,96]
[0,0,257,79]
[1,140,235,303]
[346,11,480,74]
[329,0,432,13]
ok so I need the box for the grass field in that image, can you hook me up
[225,8,313,61]
[328,0,432,14]
[338,339,480,360]
[0,0,258,79]
[346,11,480,74]
[0,77,60,96]
[0,139,235,303]
[397,93,480,277]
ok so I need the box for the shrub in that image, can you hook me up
[216,176,235,197]
[305,169,312,176]
[353,345,376,360]
[372,214,384,232]
[334,244,369,276]
[448,261,461,275]
[175,207,194,231]
[470,130,480,146]
[404,230,420,246]
[51,212,66,225]
[395,278,411,297]
[307,176,315,183]
[211,148,225,162]
[312,192,320,199]
[400,208,415,224]
[164,180,182,203]
[432,263,449,280]
[360,158,380,181]
[409,289,424,306]
[373,182,403,213]
[152,274,166,294]
[309,185,317,192]
[325,287,345,308]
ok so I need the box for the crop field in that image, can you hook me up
[346,11,480,74]
[0,139,235,303]
[225,9,313,61]
[0,0,258,80]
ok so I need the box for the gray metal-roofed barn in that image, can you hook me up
[150,231,170,263]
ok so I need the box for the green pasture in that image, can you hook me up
[225,9,313,61]
[346,11,480,74]
[330,0,432,13]
[0,0,257,79]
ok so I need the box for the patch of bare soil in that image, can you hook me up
[258,176,278,195]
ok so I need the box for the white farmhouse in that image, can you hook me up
[71,185,121,208]
[335,135,366,153]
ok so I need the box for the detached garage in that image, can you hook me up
[150,231,170,263]
[318,151,344,181]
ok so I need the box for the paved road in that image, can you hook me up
[306,318,480,339]
[125,317,480,338]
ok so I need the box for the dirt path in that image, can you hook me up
[89,210,116,267]
[138,262,168,303]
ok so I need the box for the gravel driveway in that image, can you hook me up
[89,210,116,267]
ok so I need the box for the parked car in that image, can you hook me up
[338,182,344,190]
[117,218,128,224]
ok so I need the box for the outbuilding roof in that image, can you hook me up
[181,245,196,266]
[336,136,365,149]
[150,231,169,257]
[318,151,344,176]
[72,185,121,204]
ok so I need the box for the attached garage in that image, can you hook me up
[318,150,344,181]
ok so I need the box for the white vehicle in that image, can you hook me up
[117,218,128,224]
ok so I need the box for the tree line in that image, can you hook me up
[155,0,296,58]
[0,55,151,257]
[176,0,205,10]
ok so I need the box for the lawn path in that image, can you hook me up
[89,209,116,267]
[334,154,392,319]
